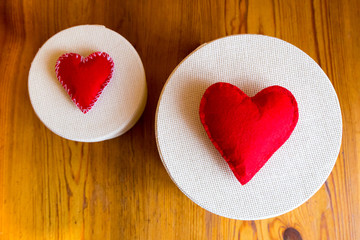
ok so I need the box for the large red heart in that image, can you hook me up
[199,83,298,185]
[55,52,114,113]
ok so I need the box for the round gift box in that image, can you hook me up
[28,25,147,142]
[155,35,342,220]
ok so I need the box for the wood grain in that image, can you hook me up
[0,0,359,239]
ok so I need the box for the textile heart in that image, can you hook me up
[55,52,114,113]
[199,83,298,185]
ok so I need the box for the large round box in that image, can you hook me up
[29,25,147,142]
[155,35,342,220]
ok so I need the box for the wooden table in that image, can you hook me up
[0,0,359,239]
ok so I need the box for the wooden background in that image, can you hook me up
[0,0,359,239]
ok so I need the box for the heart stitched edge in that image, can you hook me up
[55,52,114,114]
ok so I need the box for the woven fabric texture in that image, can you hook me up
[156,35,342,220]
[29,25,147,142]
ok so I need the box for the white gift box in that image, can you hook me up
[155,35,342,220]
[28,25,147,142]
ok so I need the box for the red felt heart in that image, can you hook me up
[55,52,114,113]
[199,83,298,185]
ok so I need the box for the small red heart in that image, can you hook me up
[55,52,114,113]
[199,83,298,185]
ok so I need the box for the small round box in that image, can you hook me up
[28,25,147,142]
